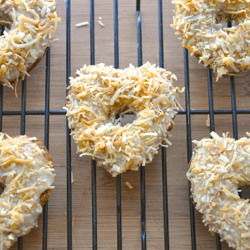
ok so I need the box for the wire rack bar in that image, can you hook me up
[66,0,73,249]
[207,68,222,250]
[0,110,67,115]
[17,77,27,250]
[0,28,4,135]
[136,2,142,67]
[42,48,51,250]
[20,78,26,136]
[158,0,169,249]
[91,160,97,250]
[90,0,98,249]
[136,1,147,249]
[42,201,48,250]
[230,76,238,140]
[227,21,238,141]
[140,167,146,250]
[17,237,23,250]
[184,47,197,250]
[0,85,2,132]
[158,0,164,68]
[178,110,250,115]
[2,109,250,116]
[113,0,122,249]
[90,0,95,65]
[207,69,215,132]
[161,146,169,250]
[44,49,50,148]
[114,0,119,69]
[116,173,122,250]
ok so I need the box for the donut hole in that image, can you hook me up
[230,20,237,26]
[0,182,5,195]
[119,113,136,127]
[215,7,238,31]
[0,25,5,34]
[218,22,229,29]
[0,15,11,31]
[241,186,250,201]
[215,15,237,29]
[215,12,228,24]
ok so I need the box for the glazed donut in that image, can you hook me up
[0,134,55,250]
[171,0,250,80]
[187,132,250,250]
[0,0,60,88]
[65,62,183,177]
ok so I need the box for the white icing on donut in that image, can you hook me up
[0,0,60,88]
[0,134,55,250]
[187,132,250,250]
[65,62,183,176]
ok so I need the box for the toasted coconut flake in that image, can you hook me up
[98,20,105,27]
[188,132,250,250]
[126,182,133,189]
[75,21,89,27]
[65,63,183,176]
[206,114,210,127]
[71,171,74,184]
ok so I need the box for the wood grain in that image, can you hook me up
[2,0,249,249]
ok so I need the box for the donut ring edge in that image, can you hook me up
[0,0,60,88]
[187,132,250,249]
[171,0,250,80]
[65,63,183,177]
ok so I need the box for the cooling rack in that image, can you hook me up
[1,0,250,249]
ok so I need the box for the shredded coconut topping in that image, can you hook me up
[65,62,183,177]
[0,0,61,88]
[0,134,55,250]
[171,0,250,80]
[187,132,250,250]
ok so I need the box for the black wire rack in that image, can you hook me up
[0,0,249,249]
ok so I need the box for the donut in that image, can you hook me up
[187,131,250,250]
[171,0,250,80]
[0,133,55,250]
[0,0,60,88]
[65,62,183,177]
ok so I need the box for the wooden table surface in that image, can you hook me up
[4,0,250,249]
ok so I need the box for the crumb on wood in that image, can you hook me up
[126,182,133,189]
[206,114,210,127]
[98,20,105,27]
[75,21,89,27]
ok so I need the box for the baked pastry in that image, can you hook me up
[187,132,250,250]
[0,134,55,250]
[171,0,250,80]
[65,62,183,176]
[0,0,60,88]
